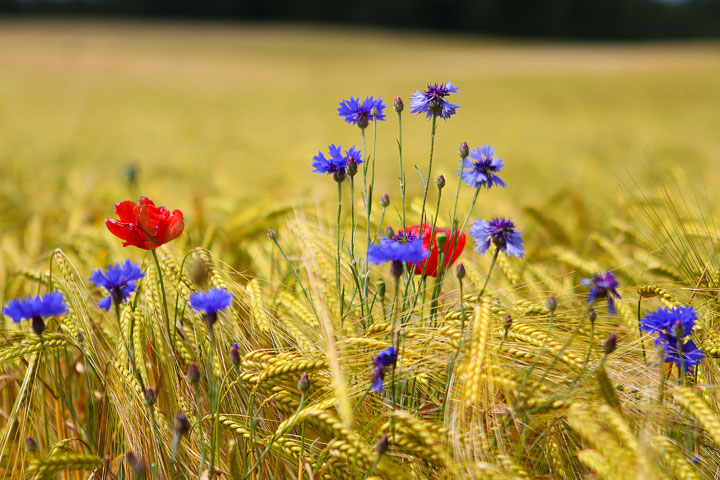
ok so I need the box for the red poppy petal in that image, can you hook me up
[106,219,145,248]
[137,204,163,238]
[114,201,139,222]
[138,196,155,207]
[166,210,184,241]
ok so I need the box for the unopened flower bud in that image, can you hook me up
[459,141,469,159]
[603,332,617,355]
[436,174,445,190]
[503,314,513,333]
[588,308,597,325]
[347,157,358,178]
[436,232,448,250]
[174,411,191,437]
[375,434,390,456]
[230,343,240,367]
[380,193,390,208]
[267,229,277,241]
[672,320,684,338]
[385,226,395,238]
[390,260,404,278]
[370,106,379,118]
[393,96,404,113]
[144,387,157,406]
[455,262,466,280]
[298,373,311,393]
[376,279,386,301]
[126,451,147,479]
[187,363,200,386]
[25,436,38,453]
[547,296,557,313]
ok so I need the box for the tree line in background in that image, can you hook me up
[1,0,719,39]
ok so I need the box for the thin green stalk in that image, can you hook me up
[442,277,466,416]
[150,250,173,354]
[337,181,343,320]
[360,455,382,480]
[637,297,647,363]
[208,327,220,477]
[419,113,437,227]
[479,247,500,298]
[350,177,356,258]
[397,110,406,230]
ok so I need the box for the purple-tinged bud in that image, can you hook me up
[436,174,446,190]
[333,169,346,184]
[174,411,191,437]
[357,116,369,130]
[385,226,395,238]
[547,296,557,313]
[503,314,513,335]
[267,229,277,241]
[455,262,466,280]
[370,106,379,118]
[76,332,84,343]
[393,96,404,113]
[145,387,157,406]
[347,157,358,178]
[390,260,404,278]
[672,320,684,339]
[603,332,617,355]
[588,308,597,325]
[230,343,240,367]
[380,193,390,208]
[298,373,311,393]
[377,279,386,301]
[25,436,38,453]
[187,363,200,386]
[375,434,390,456]
[459,141,469,159]
[126,451,147,479]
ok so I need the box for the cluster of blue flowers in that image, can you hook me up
[641,305,705,373]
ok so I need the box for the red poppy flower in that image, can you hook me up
[105,197,184,250]
[402,223,466,277]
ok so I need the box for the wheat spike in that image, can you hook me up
[464,298,492,405]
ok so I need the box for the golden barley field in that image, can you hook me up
[2,20,720,480]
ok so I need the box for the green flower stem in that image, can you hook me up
[397,110,406,231]
[418,113,437,227]
[150,250,173,356]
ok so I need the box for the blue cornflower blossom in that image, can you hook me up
[89,259,145,311]
[3,292,68,336]
[367,231,429,266]
[337,96,386,128]
[311,144,363,182]
[459,145,506,189]
[371,345,397,393]
[581,271,621,314]
[410,81,460,120]
[190,287,233,326]
[469,218,524,258]
[641,305,704,373]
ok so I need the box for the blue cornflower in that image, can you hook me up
[89,259,145,311]
[190,287,233,326]
[311,144,363,182]
[410,81,460,120]
[581,271,621,314]
[469,218,524,258]
[640,305,704,374]
[459,145,506,189]
[371,345,397,393]
[337,96,386,128]
[3,292,68,336]
[367,231,429,266]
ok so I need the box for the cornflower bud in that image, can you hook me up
[126,451,147,479]
[458,141,469,159]
[380,193,390,208]
[347,157,358,178]
[267,229,277,241]
[370,106,379,118]
[376,279,386,301]
[455,262,466,280]
[547,296,557,313]
[174,411,191,437]
[385,226,395,238]
[375,434,390,456]
[503,314,513,336]
[298,373,311,393]
[436,174,446,190]
[588,308,597,325]
[144,387,157,406]
[672,320,684,338]
[230,343,240,367]
[603,332,617,355]
[187,363,200,386]
[25,437,38,453]
[393,96,404,113]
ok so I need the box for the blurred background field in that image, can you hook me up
[1,20,720,253]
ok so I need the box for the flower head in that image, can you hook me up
[89,259,145,311]
[401,224,466,277]
[367,231,429,266]
[469,218,524,258]
[190,287,233,326]
[410,81,460,120]
[581,271,621,314]
[311,144,363,181]
[659,337,704,373]
[641,305,704,373]
[106,197,184,250]
[338,96,386,128]
[371,345,397,393]
[3,292,68,336]
[459,145,506,189]
[640,305,697,338]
